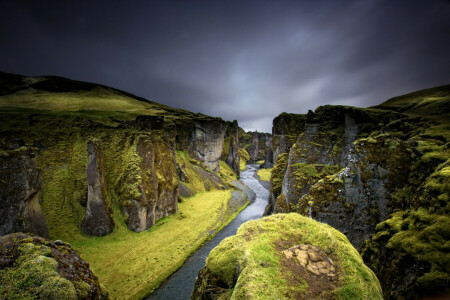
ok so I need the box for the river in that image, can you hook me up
[146,164,269,300]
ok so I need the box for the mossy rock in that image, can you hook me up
[192,213,382,299]
[0,233,108,299]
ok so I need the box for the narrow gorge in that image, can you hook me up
[0,72,449,300]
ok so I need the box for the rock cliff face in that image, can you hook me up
[120,134,178,232]
[0,232,108,299]
[266,85,450,299]
[81,141,114,236]
[239,131,272,163]
[223,121,241,176]
[192,214,382,299]
[0,148,49,238]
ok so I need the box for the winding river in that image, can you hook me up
[146,164,269,300]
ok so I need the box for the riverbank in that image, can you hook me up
[70,187,249,300]
[147,164,269,299]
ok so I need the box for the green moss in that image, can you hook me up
[0,243,77,300]
[270,153,289,197]
[218,160,238,186]
[238,148,250,171]
[202,214,382,299]
[256,168,272,181]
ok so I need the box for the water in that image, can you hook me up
[146,165,269,300]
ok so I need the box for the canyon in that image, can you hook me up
[0,72,449,299]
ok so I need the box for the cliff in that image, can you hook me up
[265,84,450,299]
[0,71,245,238]
[238,130,272,167]
[192,213,382,299]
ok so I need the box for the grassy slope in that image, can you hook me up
[71,190,234,300]
[0,72,247,299]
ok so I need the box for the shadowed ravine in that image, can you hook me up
[146,164,269,300]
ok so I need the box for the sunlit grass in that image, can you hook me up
[70,190,233,300]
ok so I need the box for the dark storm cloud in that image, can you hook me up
[1,0,449,132]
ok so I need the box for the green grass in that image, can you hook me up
[257,168,272,181]
[70,190,233,300]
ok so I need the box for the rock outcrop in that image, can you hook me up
[0,148,49,238]
[81,141,114,236]
[0,232,108,299]
[191,119,226,172]
[119,134,178,232]
[224,121,241,176]
[192,213,382,299]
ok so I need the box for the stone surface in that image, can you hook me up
[192,120,226,172]
[0,147,49,238]
[121,134,179,232]
[81,141,114,236]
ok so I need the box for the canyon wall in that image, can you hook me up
[265,85,450,299]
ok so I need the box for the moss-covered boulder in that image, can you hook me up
[0,232,108,299]
[192,213,382,299]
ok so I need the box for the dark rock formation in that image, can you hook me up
[191,120,226,172]
[120,134,179,232]
[267,106,405,249]
[0,148,49,238]
[81,141,114,236]
[239,131,272,163]
[224,121,241,176]
[0,232,108,299]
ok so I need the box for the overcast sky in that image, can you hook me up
[1,0,449,132]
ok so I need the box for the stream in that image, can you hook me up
[146,164,269,300]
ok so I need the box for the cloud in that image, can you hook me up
[0,0,449,133]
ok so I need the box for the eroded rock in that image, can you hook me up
[0,147,49,238]
[81,141,114,236]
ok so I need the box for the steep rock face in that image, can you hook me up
[239,131,272,163]
[191,120,226,172]
[223,121,241,176]
[192,214,382,299]
[81,141,114,236]
[119,134,178,232]
[0,232,108,299]
[264,135,273,168]
[268,106,395,218]
[289,135,413,249]
[0,148,49,238]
